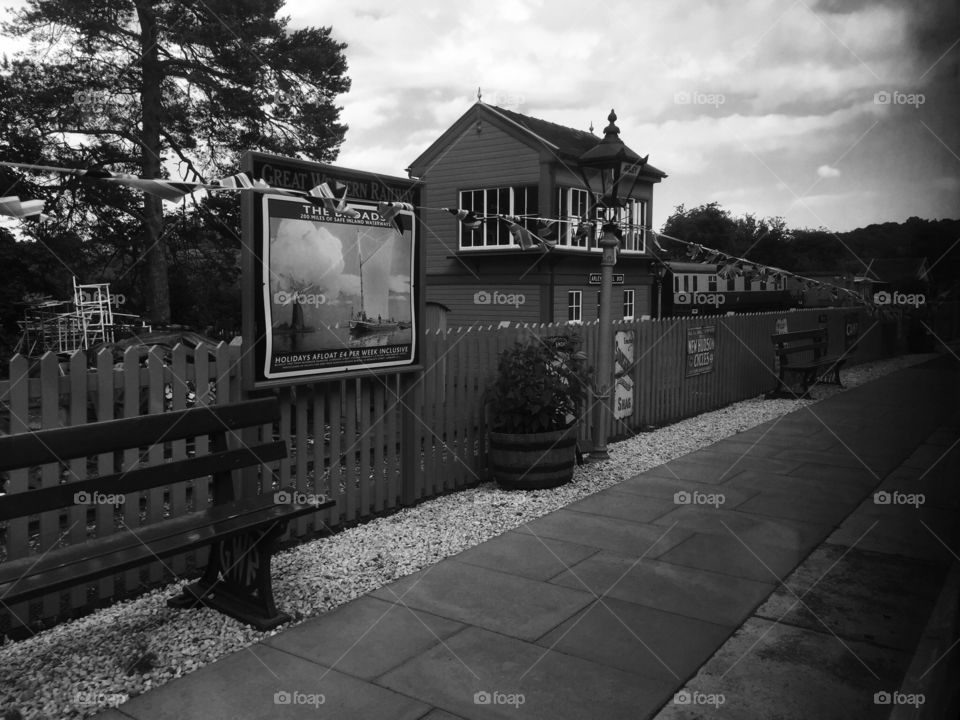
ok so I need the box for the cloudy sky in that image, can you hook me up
[287,0,959,233]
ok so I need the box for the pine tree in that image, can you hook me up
[1,0,350,323]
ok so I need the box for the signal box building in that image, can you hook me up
[406,102,667,328]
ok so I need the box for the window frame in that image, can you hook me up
[623,289,635,320]
[457,185,539,250]
[567,289,582,323]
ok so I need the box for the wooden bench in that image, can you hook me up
[0,397,334,631]
[769,328,845,398]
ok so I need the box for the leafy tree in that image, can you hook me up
[660,202,736,259]
[1,0,350,323]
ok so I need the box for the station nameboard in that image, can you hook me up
[588,273,624,285]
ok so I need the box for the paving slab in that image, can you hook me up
[651,618,911,720]
[703,438,788,458]
[379,625,674,720]
[420,710,468,720]
[656,532,815,583]
[723,468,870,506]
[549,552,776,627]
[369,560,593,641]
[651,505,830,551]
[451,530,599,581]
[734,488,857,526]
[755,543,947,652]
[775,448,888,473]
[518,509,693,557]
[536,596,731,681]
[643,458,745,484]
[263,595,465,680]
[612,473,759,509]
[562,489,677,524]
[826,500,959,563]
[113,643,430,720]
[676,449,804,476]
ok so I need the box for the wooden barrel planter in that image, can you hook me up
[488,425,578,490]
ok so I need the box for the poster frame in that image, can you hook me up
[241,151,423,389]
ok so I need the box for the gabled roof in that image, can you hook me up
[407,102,667,180]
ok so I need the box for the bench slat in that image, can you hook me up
[0,495,334,606]
[771,329,826,343]
[0,441,288,521]
[775,343,829,356]
[0,398,280,472]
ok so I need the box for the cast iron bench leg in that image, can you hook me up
[168,521,292,631]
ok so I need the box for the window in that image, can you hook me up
[623,289,635,320]
[557,187,600,247]
[682,275,689,292]
[620,199,647,253]
[458,186,538,249]
[708,275,717,292]
[567,290,582,323]
[692,275,699,292]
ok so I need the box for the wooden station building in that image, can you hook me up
[406,102,667,329]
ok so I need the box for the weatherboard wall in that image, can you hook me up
[414,119,541,278]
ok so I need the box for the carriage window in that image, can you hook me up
[708,275,717,292]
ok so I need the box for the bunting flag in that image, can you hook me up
[0,160,205,201]
[503,218,555,251]
[99,176,199,202]
[0,195,47,220]
[215,172,258,190]
[535,219,559,242]
[377,201,414,224]
[573,220,594,245]
[443,207,483,230]
[306,182,360,218]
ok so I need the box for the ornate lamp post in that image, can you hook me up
[577,110,647,460]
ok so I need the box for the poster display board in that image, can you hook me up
[242,152,421,388]
[613,329,635,420]
[686,324,716,377]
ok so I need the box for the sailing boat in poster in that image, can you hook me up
[350,227,399,334]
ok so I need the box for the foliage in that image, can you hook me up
[1,0,350,322]
[660,205,960,297]
[486,335,593,434]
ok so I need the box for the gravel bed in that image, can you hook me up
[0,353,939,719]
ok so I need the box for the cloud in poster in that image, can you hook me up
[271,219,346,296]
[389,274,410,295]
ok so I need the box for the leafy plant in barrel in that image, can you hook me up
[487,335,592,434]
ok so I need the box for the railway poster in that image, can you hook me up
[241,153,421,388]
[613,330,635,420]
[686,325,716,377]
[262,197,415,379]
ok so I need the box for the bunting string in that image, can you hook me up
[0,159,904,316]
